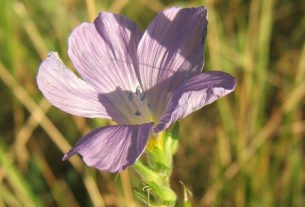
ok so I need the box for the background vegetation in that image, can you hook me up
[0,0,304,206]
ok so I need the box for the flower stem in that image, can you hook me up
[133,123,182,207]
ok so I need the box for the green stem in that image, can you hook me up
[134,160,176,206]
[133,123,185,207]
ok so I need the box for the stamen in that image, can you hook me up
[134,111,141,116]
[140,92,146,101]
[128,92,133,101]
[135,86,141,95]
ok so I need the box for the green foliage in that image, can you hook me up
[0,0,304,206]
[133,124,179,206]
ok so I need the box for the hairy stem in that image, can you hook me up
[133,123,183,206]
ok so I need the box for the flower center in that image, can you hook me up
[126,86,154,124]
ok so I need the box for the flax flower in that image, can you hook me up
[37,6,236,172]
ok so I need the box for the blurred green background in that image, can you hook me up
[0,0,304,206]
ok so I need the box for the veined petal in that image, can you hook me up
[98,87,155,125]
[68,12,142,93]
[137,7,208,118]
[155,71,236,132]
[63,123,154,172]
[37,52,112,119]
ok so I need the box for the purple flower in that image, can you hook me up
[37,6,236,172]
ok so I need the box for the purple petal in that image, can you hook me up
[97,87,155,125]
[37,52,112,119]
[137,7,208,118]
[63,123,154,172]
[68,12,142,93]
[155,71,236,132]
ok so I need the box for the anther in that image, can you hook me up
[147,103,152,110]
[135,86,141,95]
[128,92,133,101]
[140,92,146,101]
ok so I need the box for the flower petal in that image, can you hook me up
[137,7,208,118]
[37,52,112,119]
[68,12,142,93]
[155,71,236,132]
[63,123,154,172]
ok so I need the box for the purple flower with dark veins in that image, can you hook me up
[37,6,236,172]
